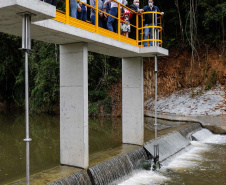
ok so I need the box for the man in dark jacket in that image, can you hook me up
[143,0,163,46]
[129,0,143,40]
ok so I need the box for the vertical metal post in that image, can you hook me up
[118,3,121,40]
[66,0,69,24]
[154,11,159,47]
[154,55,158,140]
[141,14,143,46]
[152,12,154,46]
[136,14,138,46]
[153,55,160,171]
[21,13,32,185]
[96,0,99,32]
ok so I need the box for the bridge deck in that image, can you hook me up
[0,0,168,58]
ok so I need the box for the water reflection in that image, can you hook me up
[89,117,122,155]
[0,112,60,184]
[0,112,122,184]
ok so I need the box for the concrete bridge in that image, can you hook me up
[0,0,168,170]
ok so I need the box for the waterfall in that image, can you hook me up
[50,170,92,185]
[192,128,226,144]
[192,128,214,141]
[88,147,148,185]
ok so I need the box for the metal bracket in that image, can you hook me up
[17,11,36,17]
[24,138,32,142]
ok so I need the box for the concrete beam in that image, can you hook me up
[0,0,56,37]
[122,57,144,145]
[60,43,89,168]
[32,19,168,58]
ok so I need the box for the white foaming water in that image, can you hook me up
[192,128,214,141]
[204,135,226,144]
[193,128,226,145]
[118,129,226,185]
[166,142,208,171]
[167,129,226,171]
[118,170,170,185]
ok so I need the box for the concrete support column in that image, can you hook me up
[122,57,144,145]
[60,43,88,168]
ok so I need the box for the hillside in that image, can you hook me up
[107,48,226,117]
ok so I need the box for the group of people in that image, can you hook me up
[42,0,163,47]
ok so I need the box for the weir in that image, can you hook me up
[0,0,170,184]
[9,122,203,185]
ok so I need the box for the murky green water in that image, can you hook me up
[0,112,122,184]
[1,112,225,185]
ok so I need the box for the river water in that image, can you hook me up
[0,112,225,184]
[0,111,122,184]
[119,130,226,185]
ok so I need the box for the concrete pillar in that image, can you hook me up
[60,43,88,168]
[122,57,144,145]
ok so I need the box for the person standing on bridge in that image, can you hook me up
[90,0,104,27]
[70,0,79,18]
[143,0,164,47]
[120,0,132,37]
[77,0,87,22]
[129,0,143,40]
[103,0,111,29]
[104,0,126,33]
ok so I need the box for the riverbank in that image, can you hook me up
[144,111,226,134]
[144,84,226,134]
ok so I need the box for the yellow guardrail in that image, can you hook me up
[47,0,163,47]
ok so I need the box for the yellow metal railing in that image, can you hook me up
[47,0,163,47]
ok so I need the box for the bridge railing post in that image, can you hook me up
[95,0,99,32]
[152,12,155,46]
[66,0,69,24]
[118,3,121,40]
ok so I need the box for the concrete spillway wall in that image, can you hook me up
[144,132,190,162]
[144,123,202,162]
[88,147,148,185]
[48,123,202,185]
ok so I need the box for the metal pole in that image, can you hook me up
[154,55,158,140]
[21,13,32,185]
[152,55,160,171]
[24,50,31,185]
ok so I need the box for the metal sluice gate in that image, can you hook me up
[153,54,161,171]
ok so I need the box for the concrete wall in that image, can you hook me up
[144,132,190,161]
[60,43,88,168]
[122,57,144,145]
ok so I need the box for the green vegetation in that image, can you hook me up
[0,0,225,114]
[0,33,121,114]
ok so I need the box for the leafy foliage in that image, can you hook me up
[0,0,225,113]
[88,52,121,116]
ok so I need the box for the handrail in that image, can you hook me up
[50,0,163,47]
